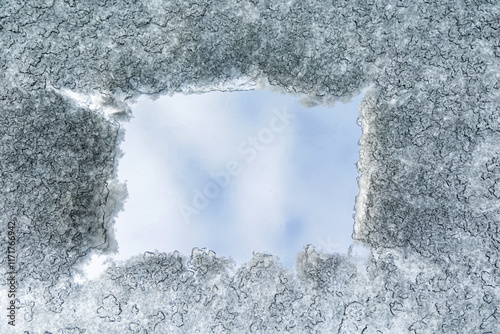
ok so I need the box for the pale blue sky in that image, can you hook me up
[104,89,363,270]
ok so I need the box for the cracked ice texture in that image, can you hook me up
[0,0,499,332]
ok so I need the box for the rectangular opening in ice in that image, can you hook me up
[84,89,364,278]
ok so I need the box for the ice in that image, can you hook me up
[1,0,498,332]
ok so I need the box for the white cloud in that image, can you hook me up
[97,89,362,270]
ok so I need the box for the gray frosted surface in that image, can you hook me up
[0,0,499,332]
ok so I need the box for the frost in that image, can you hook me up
[1,0,499,332]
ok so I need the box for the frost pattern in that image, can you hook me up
[0,0,499,333]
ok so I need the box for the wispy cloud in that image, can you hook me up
[107,90,362,270]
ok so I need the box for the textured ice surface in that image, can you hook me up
[0,0,499,332]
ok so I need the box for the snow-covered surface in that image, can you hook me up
[0,0,499,332]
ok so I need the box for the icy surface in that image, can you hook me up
[0,0,499,332]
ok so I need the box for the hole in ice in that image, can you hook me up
[82,89,365,280]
